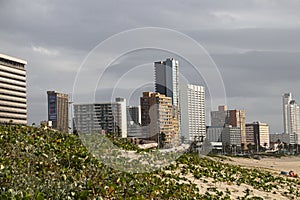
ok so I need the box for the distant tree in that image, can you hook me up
[224,143,231,154]
[241,143,245,154]
[159,132,166,148]
[231,144,237,155]
[247,143,252,154]
[180,136,185,144]
[277,139,281,143]
[278,143,284,153]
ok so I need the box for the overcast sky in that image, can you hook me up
[1,0,300,133]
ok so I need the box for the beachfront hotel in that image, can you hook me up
[0,53,27,125]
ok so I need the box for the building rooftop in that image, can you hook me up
[0,53,27,65]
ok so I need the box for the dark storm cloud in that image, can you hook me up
[0,0,300,133]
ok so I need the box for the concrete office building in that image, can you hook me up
[127,106,142,138]
[127,106,141,125]
[73,98,127,138]
[282,93,300,144]
[221,125,241,150]
[226,109,246,146]
[47,91,69,132]
[206,126,223,142]
[211,106,246,147]
[140,92,178,147]
[115,98,127,138]
[211,105,227,127]
[246,122,270,149]
[0,53,27,125]
[180,84,206,143]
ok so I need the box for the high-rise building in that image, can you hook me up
[221,125,241,150]
[127,106,141,125]
[211,106,246,146]
[127,106,142,138]
[211,105,227,127]
[226,109,246,146]
[0,53,27,125]
[282,93,300,144]
[154,58,179,106]
[47,91,69,132]
[180,84,206,143]
[140,92,178,147]
[115,98,127,138]
[73,98,127,138]
[283,93,292,134]
[206,126,223,142]
[246,122,270,150]
[140,92,153,127]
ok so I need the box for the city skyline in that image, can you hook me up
[1,1,300,133]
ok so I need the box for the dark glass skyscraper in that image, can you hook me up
[47,91,69,133]
[154,58,179,106]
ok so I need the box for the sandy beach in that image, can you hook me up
[221,155,300,174]
[179,155,300,199]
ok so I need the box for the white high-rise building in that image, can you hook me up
[116,98,127,138]
[180,84,205,143]
[0,53,27,125]
[283,93,292,134]
[283,93,300,144]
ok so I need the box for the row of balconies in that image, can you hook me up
[0,70,26,82]
[0,100,27,108]
[0,64,26,76]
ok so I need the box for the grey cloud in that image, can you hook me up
[0,0,300,134]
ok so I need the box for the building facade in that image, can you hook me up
[140,92,178,147]
[127,106,143,138]
[127,106,141,125]
[115,98,127,138]
[73,98,127,138]
[226,109,246,146]
[154,58,179,106]
[211,106,246,148]
[211,105,227,127]
[246,122,270,150]
[282,93,300,144]
[180,84,206,143]
[0,53,27,125]
[47,91,69,132]
[221,125,241,152]
[206,126,223,142]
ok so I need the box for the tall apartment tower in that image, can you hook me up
[115,98,127,138]
[211,106,246,147]
[211,105,227,126]
[180,84,206,143]
[282,93,300,144]
[283,93,292,134]
[226,110,246,146]
[127,106,141,125]
[47,91,69,133]
[140,92,178,147]
[0,53,27,125]
[154,58,179,106]
[221,125,241,149]
[73,98,127,138]
[246,122,270,150]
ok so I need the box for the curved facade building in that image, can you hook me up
[0,53,27,125]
